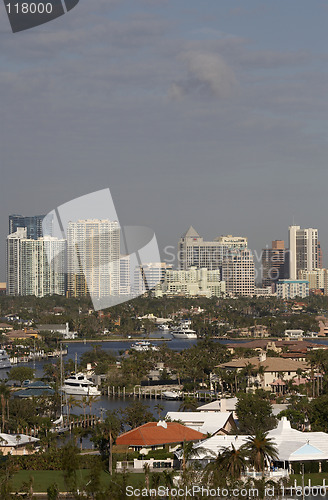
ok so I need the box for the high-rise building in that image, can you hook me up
[133,263,172,295]
[214,235,248,249]
[261,240,287,288]
[276,280,309,299]
[318,242,323,269]
[158,267,226,298]
[6,227,26,296]
[120,255,131,296]
[178,227,247,271]
[20,237,66,297]
[7,229,66,297]
[9,214,53,239]
[67,219,120,299]
[288,225,318,280]
[222,249,255,296]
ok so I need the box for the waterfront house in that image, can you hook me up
[116,421,205,455]
[188,417,328,476]
[0,433,39,455]
[165,411,236,435]
[216,352,309,391]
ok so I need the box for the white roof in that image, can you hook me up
[192,417,328,462]
[165,411,233,435]
[0,433,39,447]
[197,398,238,412]
[197,401,221,411]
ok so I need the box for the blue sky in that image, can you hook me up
[0,0,328,278]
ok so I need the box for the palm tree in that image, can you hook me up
[154,403,164,419]
[143,463,150,489]
[219,444,248,480]
[86,395,100,416]
[81,396,88,424]
[204,444,247,487]
[179,397,198,412]
[15,434,21,455]
[242,431,278,475]
[243,363,256,390]
[66,396,81,430]
[0,385,10,433]
[101,411,122,475]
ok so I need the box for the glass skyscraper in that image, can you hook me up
[9,214,53,239]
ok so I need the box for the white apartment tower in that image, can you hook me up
[67,219,120,299]
[20,237,66,297]
[289,225,318,280]
[120,255,131,295]
[6,227,27,296]
[7,229,66,297]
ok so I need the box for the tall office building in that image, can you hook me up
[7,230,66,297]
[288,225,318,280]
[261,240,287,288]
[178,227,247,271]
[222,249,255,296]
[9,214,53,239]
[67,219,120,299]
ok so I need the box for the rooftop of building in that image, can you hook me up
[116,421,205,447]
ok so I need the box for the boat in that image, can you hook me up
[131,341,159,352]
[158,324,170,331]
[170,327,197,339]
[162,390,181,400]
[0,350,11,369]
[61,373,101,396]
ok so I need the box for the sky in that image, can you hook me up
[1,0,328,279]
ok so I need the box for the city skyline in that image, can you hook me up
[5,212,327,301]
[0,1,327,279]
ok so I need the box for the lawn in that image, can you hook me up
[290,473,328,486]
[11,470,145,492]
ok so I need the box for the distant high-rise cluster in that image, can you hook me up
[5,214,327,301]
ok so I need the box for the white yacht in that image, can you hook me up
[170,327,197,339]
[162,390,181,400]
[131,341,159,352]
[61,373,101,396]
[0,350,11,369]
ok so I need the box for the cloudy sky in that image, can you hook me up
[1,0,328,279]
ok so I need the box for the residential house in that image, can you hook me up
[115,421,205,456]
[216,352,309,391]
[165,411,236,435]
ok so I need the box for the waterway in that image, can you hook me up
[9,335,328,421]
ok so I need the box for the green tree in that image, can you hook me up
[205,444,247,485]
[120,401,153,429]
[92,410,123,475]
[236,393,276,434]
[85,457,103,499]
[0,385,10,433]
[10,366,34,385]
[47,483,59,500]
[178,397,198,412]
[309,394,328,432]
[61,442,80,494]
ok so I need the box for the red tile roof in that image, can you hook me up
[116,422,205,447]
